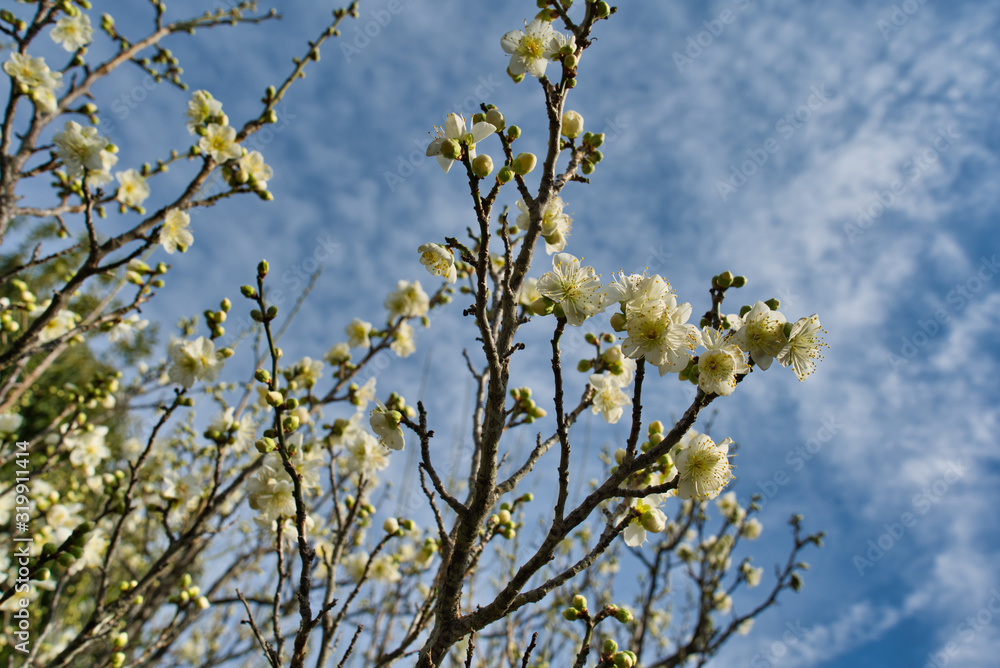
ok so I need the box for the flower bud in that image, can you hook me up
[615,607,633,624]
[716,271,734,289]
[610,312,627,332]
[564,53,578,69]
[562,607,578,621]
[731,275,747,288]
[512,152,537,175]
[497,509,511,525]
[266,391,283,407]
[561,110,584,139]
[257,259,269,277]
[507,125,521,141]
[602,639,618,655]
[640,511,666,533]
[114,632,128,648]
[440,138,461,160]
[485,108,505,130]
[497,166,514,183]
[240,285,257,299]
[595,1,611,19]
[530,296,555,316]
[764,298,781,310]
[613,652,634,668]
[254,368,271,384]
[383,517,400,534]
[572,594,588,611]
[472,154,494,178]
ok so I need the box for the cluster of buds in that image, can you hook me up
[125,259,167,289]
[562,593,590,621]
[509,387,547,424]
[578,130,604,175]
[203,297,230,339]
[343,495,377,528]
[575,332,619,373]
[488,502,520,539]
[169,573,210,610]
[41,521,94,568]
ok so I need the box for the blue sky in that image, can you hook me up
[43,0,1000,665]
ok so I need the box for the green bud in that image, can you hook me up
[497,166,514,183]
[613,652,634,668]
[266,391,283,407]
[266,305,278,319]
[507,125,521,141]
[564,53,578,69]
[595,1,611,18]
[717,271,734,289]
[530,296,556,316]
[739,304,752,317]
[254,368,271,384]
[257,260,269,277]
[512,152,537,175]
[731,275,747,288]
[485,108,505,130]
[615,607,633,623]
[572,594,588,611]
[562,607,578,621]
[602,639,618,655]
[112,653,126,668]
[240,285,257,299]
[113,632,128,648]
[282,415,300,432]
[581,160,595,175]
[440,138,461,160]
[764,298,780,310]
[561,110,584,139]
[576,359,592,372]
[589,133,605,149]
[472,154,494,178]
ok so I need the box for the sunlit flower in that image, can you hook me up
[198,123,241,162]
[115,169,150,207]
[673,433,734,501]
[370,401,404,451]
[346,318,373,348]
[776,315,827,380]
[167,336,222,388]
[186,90,224,133]
[417,243,457,283]
[425,113,496,174]
[385,280,429,319]
[535,253,605,326]
[729,301,787,370]
[238,150,273,189]
[501,19,561,78]
[588,372,631,424]
[51,13,93,51]
[160,209,193,254]
[697,327,749,396]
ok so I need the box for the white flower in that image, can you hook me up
[384,280,429,319]
[425,113,496,174]
[115,169,150,207]
[354,377,377,411]
[417,243,457,283]
[108,314,148,345]
[621,296,699,374]
[517,277,541,307]
[370,554,401,583]
[4,53,62,113]
[741,517,763,540]
[673,433,734,501]
[0,413,23,434]
[186,90,224,133]
[324,342,351,365]
[31,306,79,344]
[390,321,416,358]
[53,121,116,181]
[742,562,763,588]
[66,425,110,475]
[729,301,787,370]
[370,401,404,451]
[535,253,606,326]
[616,494,668,548]
[198,123,241,162]
[501,19,561,78]
[51,13,93,51]
[167,336,222,388]
[776,315,827,380]
[737,619,755,636]
[238,150,273,189]
[344,430,390,478]
[342,551,368,582]
[516,198,572,254]
[296,356,324,387]
[345,318,372,348]
[588,373,631,424]
[159,209,193,254]
[697,327,749,396]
